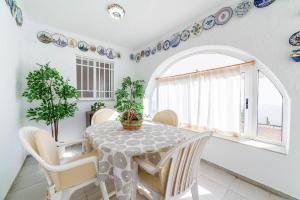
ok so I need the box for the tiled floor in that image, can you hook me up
[5,146,289,200]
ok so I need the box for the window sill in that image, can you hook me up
[78,98,115,101]
[212,133,288,155]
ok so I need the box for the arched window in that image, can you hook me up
[146,49,290,150]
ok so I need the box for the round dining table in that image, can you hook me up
[85,120,197,200]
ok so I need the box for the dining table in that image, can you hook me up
[85,120,197,200]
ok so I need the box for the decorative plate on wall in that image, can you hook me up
[289,31,300,46]
[157,42,163,52]
[163,40,171,50]
[6,0,13,7]
[254,0,275,8]
[78,41,89,51]
[215,7,233,25]
[15,6,23,26]
[106,48,115,59]
[151,47,157,55]
[145,48,151,57]
[68,38,77,48]
[170,33,181,48]
[190,22,202,37]
[180,29,190,41]
[235,1,252,17]
[202,15,216,30]
[130,54,135,60]
[97,46,106,55]
[89,45,96,52]
[135,53,141,63]
[52,34,68,47]
[117,52,121,58]
[140,50,145,58]
[37,31,53,44]
[10,1,17,17]
[290,49,300,62]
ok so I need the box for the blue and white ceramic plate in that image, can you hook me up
[52,34,68,47]
[202,15,216,30]
[10,0,17,17]
[180,30,190,41]
[235,1,252,17]
[190,22,203,37]
[135,53,141,63]
[290,49,300,62]
[289,31,300,46]
[254,0,275,8]
[97,46,106,55]
[15,6,23,26]
[163,40,171,50]
[6,0,13,7]
[130,54,135,60]
[215,7,233,25]
[106,48,116,59]
[37,31,53,44]
[145,48,151,57]
[77,41,89,51]
[151,47,157,55]
[157,42,163,52]
[170,33,181,48]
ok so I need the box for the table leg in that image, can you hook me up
[99,181,109,200]
[131,161,138,200]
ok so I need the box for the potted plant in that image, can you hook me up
[115,77,144,130]
[91,101,105,112]
[22,63,78,141]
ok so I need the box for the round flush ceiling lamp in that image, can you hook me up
[107,4,125,20]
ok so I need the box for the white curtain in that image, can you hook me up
[157,67,241,135]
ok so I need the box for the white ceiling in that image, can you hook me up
[22,0,237,50]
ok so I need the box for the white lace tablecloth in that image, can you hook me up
[85,120,196,200]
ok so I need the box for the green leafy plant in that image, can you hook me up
[91,101,105,112]
[114,77,144,123]
[22,63,78,141]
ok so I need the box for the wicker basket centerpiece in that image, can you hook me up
[120,110,143,130]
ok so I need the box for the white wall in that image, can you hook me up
[134,0,300,198]
[0,1,26,199]
[21,21,136,141]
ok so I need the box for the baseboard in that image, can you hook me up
[3,153,27,199]
[202,159,297,200]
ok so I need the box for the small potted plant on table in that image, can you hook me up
[115,77,144,130]
[91,101,105,112]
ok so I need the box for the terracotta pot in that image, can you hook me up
[122,120,143,130]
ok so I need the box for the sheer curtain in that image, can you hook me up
[157,67,241,135]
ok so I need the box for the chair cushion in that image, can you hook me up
[34,130,61,190]
[34,130,60,165]
[59,150,98,190]
[138,159,171,195]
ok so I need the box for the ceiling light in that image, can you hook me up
[107,4,125,20]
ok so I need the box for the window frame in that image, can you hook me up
[153,64,289,149]
[76,55,115,101]
[241,65,287,147]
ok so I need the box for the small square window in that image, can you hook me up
[76,56,114,100]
